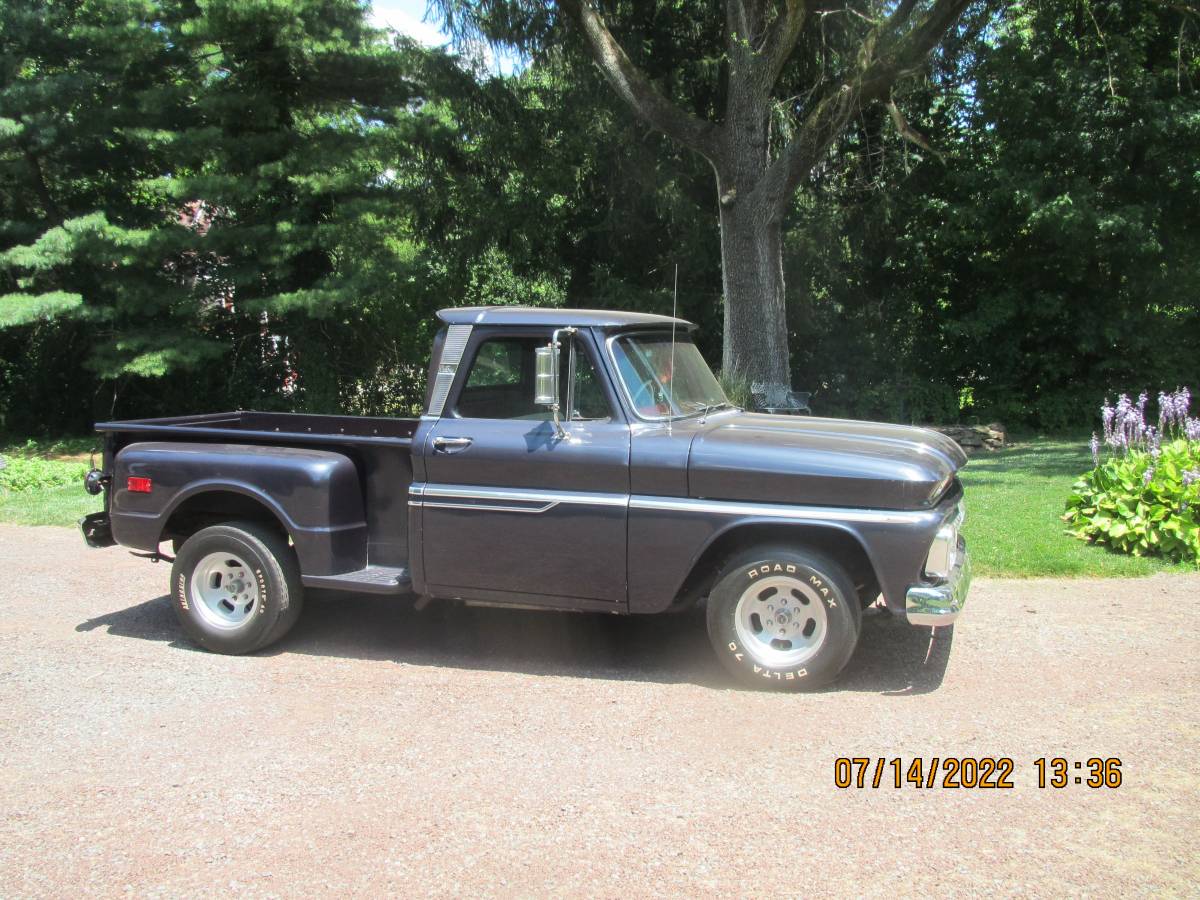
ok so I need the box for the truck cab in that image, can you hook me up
[82,306,971,690]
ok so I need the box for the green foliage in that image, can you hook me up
[0,291,81,326]
[1063,440,1200,564]
[0,0,209,380]
[0,454,86,492]
[960,439,1191,577]
[0,0,481,422]
[0,0,1197,431]
[790,0,1200,427]
[718,371,753,410]
[0,437,98,523]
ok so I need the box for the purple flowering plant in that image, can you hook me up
[1063,388,1200,565]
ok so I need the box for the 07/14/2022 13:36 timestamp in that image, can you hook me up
[833,757,1124,789]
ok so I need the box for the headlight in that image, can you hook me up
[924,502,964,580]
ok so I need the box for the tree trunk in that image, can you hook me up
[718,197,791,386]
[715,52,791,389]
[556,0,972,389]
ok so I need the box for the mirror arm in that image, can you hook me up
[566,335,577,432]
[548,327,576,438]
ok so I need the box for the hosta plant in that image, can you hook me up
[1063,389,1200,565]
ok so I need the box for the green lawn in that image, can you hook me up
[0,482,101,526]
[0,436,101,527]
[960,438,1193,577]
[0,434,1193,578]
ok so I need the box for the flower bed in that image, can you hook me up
[1063,389,1200,565]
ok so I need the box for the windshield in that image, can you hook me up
[611,333,731,419]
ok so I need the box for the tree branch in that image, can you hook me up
[887,98,946,163]
[22,147,63,227]
[757,0,814,91]
[754,0,972,213]
[887,0,922,30]
[554,0,718,158]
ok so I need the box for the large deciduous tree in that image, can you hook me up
[437,0,983,385]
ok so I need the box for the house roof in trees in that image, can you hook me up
[437,306,695,331]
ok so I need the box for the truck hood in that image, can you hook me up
[687,412,967,510]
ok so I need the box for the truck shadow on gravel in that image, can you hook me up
[77,594,953,695]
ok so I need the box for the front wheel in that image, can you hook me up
[169,521,304,655]
[706,545,861,690]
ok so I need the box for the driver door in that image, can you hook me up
[419,329,631,608]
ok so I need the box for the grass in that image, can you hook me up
[0,435,101,527]
[0,433,1193,578]
[960,438,1194,578]
[0,482,101,526]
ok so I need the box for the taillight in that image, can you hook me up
[127,476,153,493]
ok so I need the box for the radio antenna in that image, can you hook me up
[668,264,678,433]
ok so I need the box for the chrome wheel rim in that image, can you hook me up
[733,574,828,668]
[190,552,259,630]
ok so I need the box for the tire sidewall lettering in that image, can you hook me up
[746,562,798,581]
[254,566,273,614]
[726,639,806,679]
[726,558,849,681]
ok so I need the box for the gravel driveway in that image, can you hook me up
[1,524,1197,897]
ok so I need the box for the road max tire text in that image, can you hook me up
[727,641,807,680]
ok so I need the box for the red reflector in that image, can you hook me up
[127,476,153,493]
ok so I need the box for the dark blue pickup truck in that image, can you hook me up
[80,306,970,689]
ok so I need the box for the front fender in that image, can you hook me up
[627,495,949,614]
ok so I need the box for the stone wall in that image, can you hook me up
[929,424,1006,453]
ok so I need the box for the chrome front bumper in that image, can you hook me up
[906,537,971,627]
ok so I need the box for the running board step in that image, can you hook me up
[302,566,412,595]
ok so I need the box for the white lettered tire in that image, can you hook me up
[706,545,861,690]
[170,521,304,654]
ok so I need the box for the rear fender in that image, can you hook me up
[110,442,367,575]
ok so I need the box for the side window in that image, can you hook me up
[455,335,613,421]
[457,338,532,419]
[568,346,610,421]
[464,340,522,389]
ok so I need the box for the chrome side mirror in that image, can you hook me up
[535,328,575,438]
[534,344,559,407]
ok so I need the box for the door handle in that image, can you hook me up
[433,436,473,454]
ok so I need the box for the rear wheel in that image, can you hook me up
[706,545,861,690]
[169,521,303,654]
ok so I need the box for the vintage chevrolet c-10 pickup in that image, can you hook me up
[80,306,971,689]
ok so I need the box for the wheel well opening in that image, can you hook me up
[674,524,880,610]
[162,491,290,549]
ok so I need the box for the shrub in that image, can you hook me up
[1063,389,1200,565]
[718,372,754,410]
[0,455,88,493]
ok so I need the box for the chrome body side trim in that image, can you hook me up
[413,500,559,514]
[628,495,933,526]
[410,483,627,514]
[906,537,972,627]
[410,482,932,526]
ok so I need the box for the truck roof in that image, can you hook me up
[436,306,696,330]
